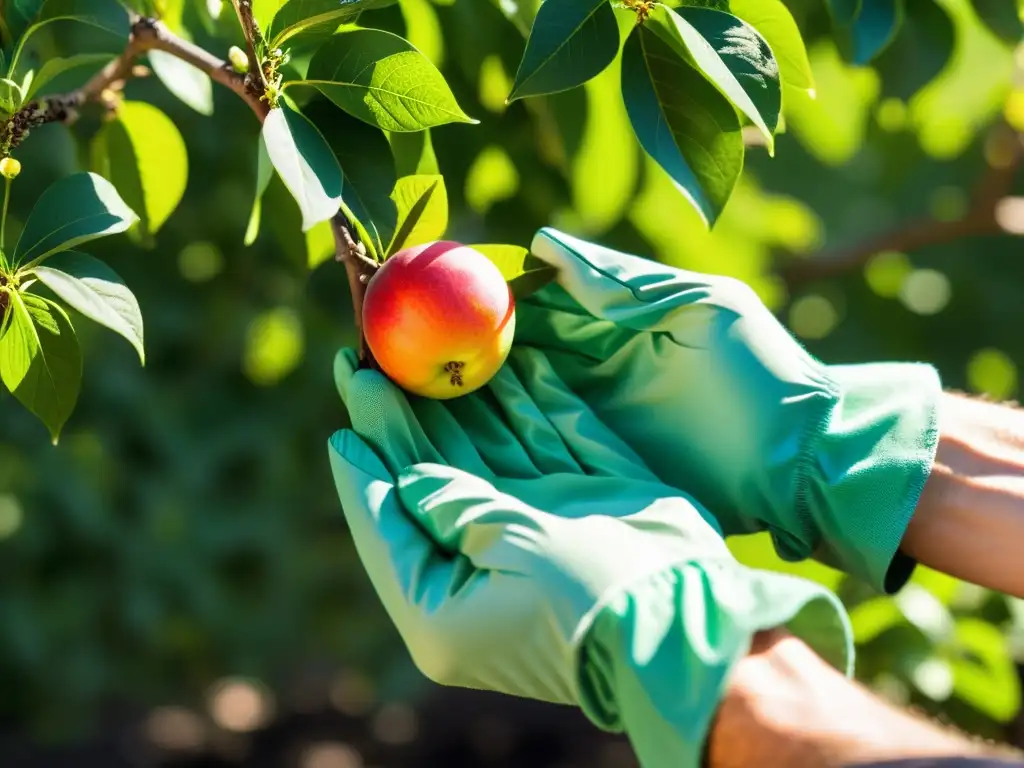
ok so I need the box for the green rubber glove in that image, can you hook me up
[515,228,943,594]
[329,346,853,767]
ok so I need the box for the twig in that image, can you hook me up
[1,10,372,366]
[0,15,266,157]
[231,0,265,70]
[331,211,379,369]
[780,123,1024,286]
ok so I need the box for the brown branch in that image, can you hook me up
[780,123,1024,287]
[230,0,265,71]
[331,211,379,369]
[1,10,373,366]
[0,16,266,157]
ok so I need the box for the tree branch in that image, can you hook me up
[0,15,266,157]
[331,211,379,369]
[230,0,264,73]
[780,123,1024,287]
[1,11,374,367]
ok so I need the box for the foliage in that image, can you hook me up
[0,0,1023,755]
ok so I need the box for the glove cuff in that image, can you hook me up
[575,562,853,768]
[797,362,942,595]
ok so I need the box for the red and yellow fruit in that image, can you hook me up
[362,240,515,399]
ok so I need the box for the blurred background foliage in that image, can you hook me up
[3,0,1024,765]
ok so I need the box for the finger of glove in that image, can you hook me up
[397,462,551,569]
[344,366,445,476]
[482,363,584,476]
[409,397,496,480]
[329,430,450,620]
[338,346,495,478]
[522,227,718,336]
[444,390,546,479]
[506,347,659,482]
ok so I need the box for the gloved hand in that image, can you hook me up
[329,346,853,768]
[514,228,943,594]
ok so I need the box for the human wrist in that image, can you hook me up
[901,391,1024,596]
[708,633,991,768]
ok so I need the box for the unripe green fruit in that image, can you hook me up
[0,157,21,180]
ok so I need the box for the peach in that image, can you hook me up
[362,240,515,399]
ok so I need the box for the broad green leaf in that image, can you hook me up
[148,49,215,116]
[306,101,397,259]
[261,103,344,231]
[469,244,557,299]
[31,251,145,364]
[468,243,533,280]
[826,0,861,26]
[389,129,439,176]
[386,174,447,256]
[873,0,954,101]
[268,0,398,47]
[728,0,814,92]
[23,52,112,99]
[649,5,781,151]
[300,28,477,132]
[829,0,904,65]
[252,0,287,30]
[244,134,274,246]
[507,0,619,102]
[0,291,82,443]
[13,172,138,268]
[620,23,743,227]
[9,0,128,76]
[950,618,1021,722]
[90,101,188,241]
[971,0,1024,45]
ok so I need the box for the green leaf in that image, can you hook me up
[873,0,954,100]
[469,243,557,299]
[620,23,743,227]
[244,134,275,246]
[468,243,533,280]
[950,618,1021,722]
[148,49,215,116]
[726,0,814,93]
[268,0,398,47]
[261,103,344,231]
[386,174,447,256]
[0,291,82,443]
[300,28,477,132]
[252,0,287,30]
[829,0,904,65]
[826,0,861,26]
[388,129,439,176]
[90,101,188,242]
[31,251,144,365]
[507,0,619,102]
[23,52,112,100]
[648,5,781,152]
[8,0,127,76]
[305,101,397,260]
[971,0,1024,46]
[13,172,138,268]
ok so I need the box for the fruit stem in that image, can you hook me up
[330,210,379,371]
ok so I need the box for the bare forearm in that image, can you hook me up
[707,631,1015,768]
[903,392,1024,597]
